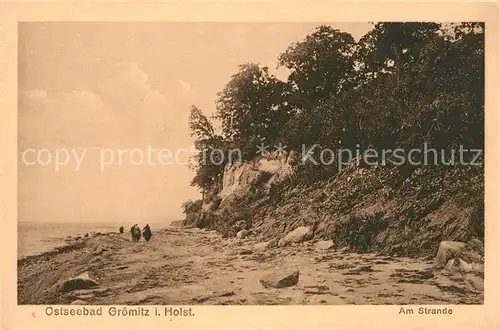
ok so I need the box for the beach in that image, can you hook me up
[17,226,484,305]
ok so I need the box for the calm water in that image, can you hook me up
[17,221,170,259]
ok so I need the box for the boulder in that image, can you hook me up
[444,258,484,274]
[238,249,253,255]
[278,226,312,247]
[434,240,483,269]
[70,299,88,305]
[315,240,334,250]
[434,241,467,268]
[236,230,249,239]
[254,241,271,251]
[444,258,469,273]
[50,273,99,293]
[468,277,484,291]
[260,269,300,289]
[93,245,108,256]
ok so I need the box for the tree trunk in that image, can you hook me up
[199,187,205,227]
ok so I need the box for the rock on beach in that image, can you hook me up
[49,273,99,293]
[259,269,300,289]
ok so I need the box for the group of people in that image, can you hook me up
[118,224,152,242]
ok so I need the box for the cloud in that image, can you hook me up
[177,80,192,93]
[18,62,200,222]
[19,62,193,149]
[18,89,108,148]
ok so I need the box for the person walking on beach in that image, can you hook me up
[130,224,141,242]
[142,224,152,242]
[119,226,124,234]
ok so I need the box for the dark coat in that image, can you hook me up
[142,224,152,242]
[131,224,141,242]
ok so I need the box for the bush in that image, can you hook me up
[182,199,203,227]
[470,202,484,242]
[332,211,387,252]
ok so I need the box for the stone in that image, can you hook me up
[259,269,300,289]
[50,273,99,293]
[90,256,102,265]
[254,241,271,251]
[468,277,484,291]
[434,240,484,270]
[278,226,312,247]
[268,238,279,248]
[355,265,374,272]
[444,258,464,273]
[444,258,484,274]
[217,290,235,297]
[236,230,249,239]
[434,241,467,269]
[315,240,334,250]
[70,299,88,305]
[93,245,108,256]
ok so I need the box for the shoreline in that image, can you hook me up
[17,229,114,261]
[17,222,174,260]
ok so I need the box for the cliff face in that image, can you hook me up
[218,152,296,206]
[192,152,483,258]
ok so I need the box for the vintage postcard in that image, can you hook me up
[0,1,498,329]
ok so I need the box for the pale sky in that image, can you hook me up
[18,22,373,223]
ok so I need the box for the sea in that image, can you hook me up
[17,220,171,259]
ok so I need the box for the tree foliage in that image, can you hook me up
[214,63,289,158]
[278,25,357,103]
[187,22,484,190]
[188,106,225,192]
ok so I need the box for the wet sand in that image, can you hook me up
[17,227,484,305]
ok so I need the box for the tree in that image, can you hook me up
[276,26,358,151]
[278,25,357,105]
[352,23,442,149]
[189,105,215,142]
[186,22,484,193]
[188,106,225,196]
[214,63,288,158]
[355,23,441,85]
[352,22,484,153]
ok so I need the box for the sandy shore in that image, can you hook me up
[17,227,484,305]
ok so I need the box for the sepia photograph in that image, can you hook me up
[16,20,485,308]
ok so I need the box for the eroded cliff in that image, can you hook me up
[185,151,483,258]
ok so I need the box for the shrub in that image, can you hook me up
[470,202,484,242]
[331,211,387,252]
